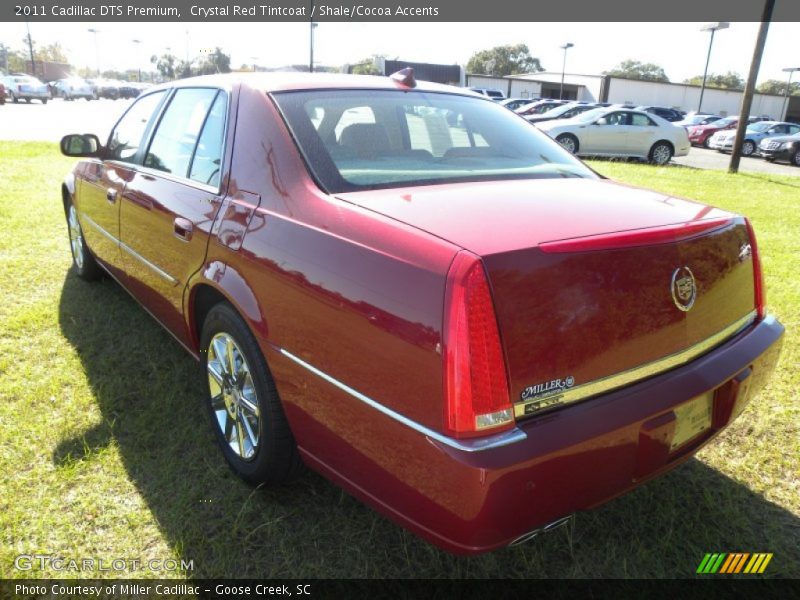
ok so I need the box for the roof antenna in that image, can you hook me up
[390,67,416,88]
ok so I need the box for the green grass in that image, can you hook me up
[0,144,797,579]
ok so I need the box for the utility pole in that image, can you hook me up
[729,0,774,174]
[25,21,36,76]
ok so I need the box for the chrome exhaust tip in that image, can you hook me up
[509,514,574,546]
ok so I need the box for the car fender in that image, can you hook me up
[184,258,269,351]
[63,171,76,197]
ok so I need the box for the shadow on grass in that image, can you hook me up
[56,270,800,578]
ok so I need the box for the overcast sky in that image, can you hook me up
[1,21,797,84]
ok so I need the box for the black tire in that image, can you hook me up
[65,198,101,281]
[11,93,18,103]
[792,150,800,168]
[741,140,755,156]
[702,136,711,148]
[41,98,48,105]
[201,303,301,485]
[25,98,31,104]
[649,141,674,165]
[556,133,579,154]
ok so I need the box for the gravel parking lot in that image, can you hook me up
[1,97,797,177]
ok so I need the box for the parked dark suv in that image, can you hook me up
[637,106,684,122]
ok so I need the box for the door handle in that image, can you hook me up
[173,217,193,241]
[106,188,118,203]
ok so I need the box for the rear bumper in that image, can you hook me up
[278,314,784,555]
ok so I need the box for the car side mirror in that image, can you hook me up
[595,118,608,126]
[60,134,102,157]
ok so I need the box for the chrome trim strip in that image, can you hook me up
[514,310,758,418]
[277,348,527,453]
[82,212,178,286]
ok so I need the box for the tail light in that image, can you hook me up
[745,218,766,319]
[442,251,513,438]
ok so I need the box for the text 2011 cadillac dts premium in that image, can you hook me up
[59,71,784,554]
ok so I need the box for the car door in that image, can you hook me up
[583,111,629,154]
[118,87,230,345]
[78,91,167,274]
[626,112,659,155]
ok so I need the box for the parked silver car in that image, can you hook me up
[537,107,690,165]
[708,121,800,156]
[52,77,96,101]
[2,74,51,104]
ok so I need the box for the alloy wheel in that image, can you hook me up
[68,205,84,269]
[207,332,261,461]
[557,135,577,154]
[651,144,672,165]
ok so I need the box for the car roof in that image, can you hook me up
[148,72,480,97]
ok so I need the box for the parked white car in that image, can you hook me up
[537,107,690,165]
[1,74,51,104]
[708,121,800,156]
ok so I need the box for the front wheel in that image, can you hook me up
[792,150,800,167]
[556,133,579,154]
[41,98,48,105]
[649,141,673,165]
[702,136,711,148]
[66,202,101,280]
[201,303,301,485]
[741,140,755,156]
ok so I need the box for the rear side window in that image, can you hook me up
[631,113,656,127]
[144,88,220,179]
[188,92,228,187]
[107,91,166,162]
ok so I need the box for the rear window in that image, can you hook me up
[273,89,594,193]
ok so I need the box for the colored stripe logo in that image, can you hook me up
[696,553,773,574]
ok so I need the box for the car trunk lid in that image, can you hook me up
[337,178,757,418]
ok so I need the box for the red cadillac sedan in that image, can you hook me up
[59,72,783,554]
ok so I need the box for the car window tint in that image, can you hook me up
[605,112,629,126]
[188,91,227,187]
[274,89,596,192]
[334,107,376,141]
[404,107,489,157]
[144,88,218,177]
[107,91,166,162]
[790,125,800,135]
[631,114,656,127]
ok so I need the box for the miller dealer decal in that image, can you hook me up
[520,377,576,413]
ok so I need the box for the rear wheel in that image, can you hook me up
[11,93,18,103]
[66,201,101,281]
[649,141,673,165]
[41,98,48,105]
[556,133,579,154]
[741,140,756,156]
[201,303,301,485]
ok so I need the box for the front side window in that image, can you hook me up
[273,89,595,193]
[144,88,220,178]
[107,91,166,162]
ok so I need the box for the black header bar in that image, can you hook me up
[5,0,800,22]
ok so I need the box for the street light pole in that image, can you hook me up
[132,39,142,82]
[780,67,799,121]
[87,28,100,77]
[698,22,729,113]
[559,42,574,100]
